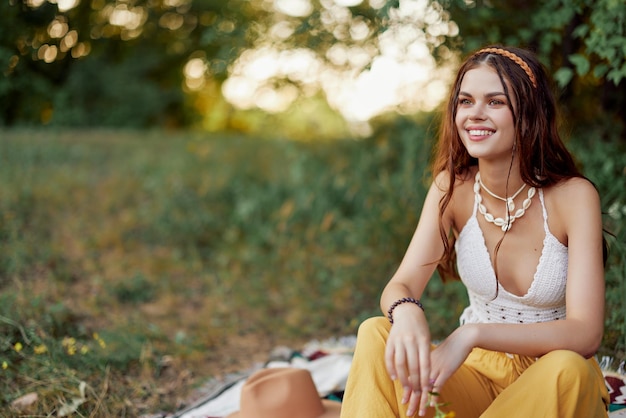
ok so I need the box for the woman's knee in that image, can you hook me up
[355,317,390,349]
[539,350,593,382]
[358,316,389,336]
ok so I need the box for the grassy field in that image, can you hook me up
[0,124,624,416]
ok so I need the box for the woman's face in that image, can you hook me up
[455,64,516,162]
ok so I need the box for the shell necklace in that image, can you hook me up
[474,172,536,231]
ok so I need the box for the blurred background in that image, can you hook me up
[1,0,625,416]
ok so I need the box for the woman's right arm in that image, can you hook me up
[382,172,453,417]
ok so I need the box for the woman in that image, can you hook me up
[340,46,610,417]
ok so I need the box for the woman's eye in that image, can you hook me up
[489,99,505,106]
[459,98,472,105]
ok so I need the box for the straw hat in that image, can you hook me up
[226,367,341,418]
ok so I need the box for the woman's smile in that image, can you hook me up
[466,127,496,141]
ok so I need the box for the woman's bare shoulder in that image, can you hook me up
[548,177,602,235]
[551,176,600,202]
[432,168,476,192]
[431,168,475,233]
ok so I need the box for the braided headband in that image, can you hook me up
[476,47,537,88]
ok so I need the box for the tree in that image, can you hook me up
[0,0,272,127]
[1,0,457,128]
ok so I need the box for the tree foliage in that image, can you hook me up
[1,0,455,128]
[1,0,625,132]
[0,0,271,126]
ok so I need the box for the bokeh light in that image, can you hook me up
[214,0,458,130]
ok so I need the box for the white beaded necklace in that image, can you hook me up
[474,172,536,231]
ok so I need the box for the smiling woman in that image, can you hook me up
[340,45,612,418]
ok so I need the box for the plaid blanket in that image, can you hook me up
[173,338,625,418]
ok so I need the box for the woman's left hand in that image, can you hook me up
[428,325,476,405]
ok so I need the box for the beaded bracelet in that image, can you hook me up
[387,297,424,324]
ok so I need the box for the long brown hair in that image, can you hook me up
[431,45,583,282]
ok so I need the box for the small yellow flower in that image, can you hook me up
[2,361,7,369]
[14,342,23,352]
[93,333,106,349]
[80,346,89,355]
[445,412,456,418]
[62,337,76,347]
[34,344,48,355]
[62,337,78,355]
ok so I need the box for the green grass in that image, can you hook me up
[0,122,623,416]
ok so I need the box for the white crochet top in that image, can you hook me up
[455,189,568,325]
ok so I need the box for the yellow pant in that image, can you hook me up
[340,317,609,418]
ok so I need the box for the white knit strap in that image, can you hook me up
[538,189,549,233]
